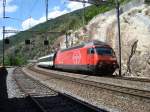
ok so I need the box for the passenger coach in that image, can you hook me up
[37,53,54,68]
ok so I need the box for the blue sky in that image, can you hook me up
[0,0,90,40]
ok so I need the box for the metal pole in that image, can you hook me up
[116,0,122,76]
[66,32,68,48]
[3,0,6,18]
[45,0,48,21]
[2,26,5,66]
[82,0,85,25]
[45,0,48,54]
[2,0,6,66]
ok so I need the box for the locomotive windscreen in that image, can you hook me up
[95,47,114,55]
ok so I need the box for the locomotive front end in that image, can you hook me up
[95,47,119,74]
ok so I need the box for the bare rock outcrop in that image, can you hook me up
[85,4,150,77]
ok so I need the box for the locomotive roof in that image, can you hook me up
[60,40,109,52]
[84,40,108,46]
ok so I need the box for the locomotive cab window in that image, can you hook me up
[88,48,95,54]
[95,47,114,55]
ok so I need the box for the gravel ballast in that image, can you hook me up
[23,67,150,112]
[7,68,25,98]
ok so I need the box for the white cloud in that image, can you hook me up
[48,6,69,19]
[48,9,68,19]
[21,6,68,30]
[67,1,91,12]
[0,27,18,40]
[53,6,60,11]
[0,0,18,17]
[22,17,40,30]
[67,1,84,11]
[5,5,17,13]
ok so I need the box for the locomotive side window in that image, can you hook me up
[91,48,95,54]
[88,48,95,54]
[96,47,113,55]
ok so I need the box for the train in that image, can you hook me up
[37,40,119,75]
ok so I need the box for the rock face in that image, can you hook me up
[120,5,150,77]
[86,2,150,77]
[57,0,150,77]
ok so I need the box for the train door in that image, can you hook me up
[87,48,95,71]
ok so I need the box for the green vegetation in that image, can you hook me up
[4,54,27,66]
[0,0,131,66]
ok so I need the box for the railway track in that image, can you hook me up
[13,67,104,112]
[23,65,150,112]
[28,65,150,99]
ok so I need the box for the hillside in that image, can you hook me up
[0,0,131,65]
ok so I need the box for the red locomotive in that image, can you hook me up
[54,40,118,75]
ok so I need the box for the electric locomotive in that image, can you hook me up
[54,40,118,75]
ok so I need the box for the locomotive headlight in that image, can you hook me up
[113,62,116,64]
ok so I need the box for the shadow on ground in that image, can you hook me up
[1,95,101,112]
[0,67,106,112]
